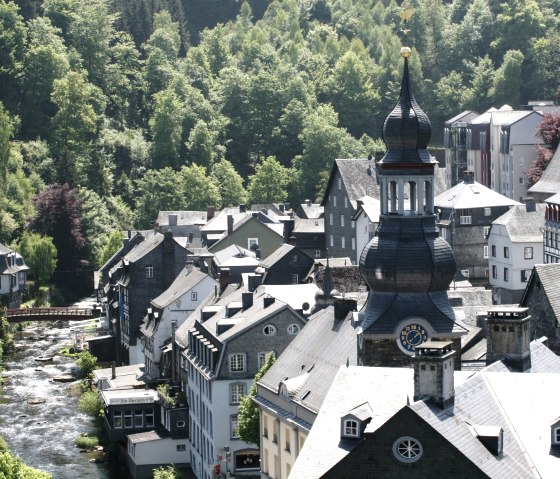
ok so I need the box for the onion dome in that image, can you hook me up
[380,50,432,166]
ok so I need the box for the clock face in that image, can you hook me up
[398,323,429,353]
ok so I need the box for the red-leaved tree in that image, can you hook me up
[528,113,560,186]
[29,184,87,272]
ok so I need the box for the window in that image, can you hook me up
[134,411,143,428]
[344,420,359,437]
[504,247,509,258]
[258,352,274,370]
[344,197,348,208]
[504,267,509,282]
[340,214,345,227]
[341,236,345,249]
[440,227,447,240]
[231,415,240,439]
[291,273,299,284]
[524,247,533,259]
[330,235,334,247]
[521,269,531,282]
[459,209,472,224]
[484,226,490,238]
[287,324,300,335]
[263,325,277,336]
[145,410,154,427]
[338,177,342,190]
[484,207,491,216]
[329,213,333,225]
[484,246,489,259]
[351,220,355,229]
[393,436,423,463]
[461,269,470,278]
[230,383,246,404]
[333,196,337,207]
[492,265,497,279]
[555,427,560,444]
[124,410,133,428]
[352,237,356,251]
[491,245,496,257]
[314,249,321,259]
[145,265,154,279]
[113,411,123,428]
[229,353,245,372]
[177,444,186,452]
[248,238,259,250]
[191,292,198,301]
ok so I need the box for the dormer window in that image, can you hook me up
[550,418,560,446]
[343,419,359,438]
[145,265,154,278]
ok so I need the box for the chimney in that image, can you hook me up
[206,206,215,221]
[227,214,234,235]
[289,236,297,247]
[334,296,357,320]
[263,296,275,308]
[239,204,246,213]
[412,341,455,409]
[463,170,475,183]
[171,320,177,382]
[219,268,231,292]
[472,426,504,456]
[485,306,531,371]
[163,230,175,288]
[522,197,536,213]
[111,361,116,380]
[306,199,311,206]
[279,203,285,213]
[186,260,193,273]
[283,219,295,243]
[188,232,194,244]
[247,273,262,292]
[242,292,253,310]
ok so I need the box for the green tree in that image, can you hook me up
[0,450,51,478]
[211,159,248,207]
[462,56,494,113]
[248,156,289,204]
[187,120,214,171]
[490,50,524,108]
[17,232,57,286]
[181,164,221,210]
[0,1,26,112]
[98,229,124,267]
[0,101,11,189]
[149,87,185,169]
[237,352,275,446]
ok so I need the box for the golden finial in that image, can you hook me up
[399,1,415,58]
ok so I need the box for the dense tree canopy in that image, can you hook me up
[0,0,556,279]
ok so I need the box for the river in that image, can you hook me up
[0,301,116,478]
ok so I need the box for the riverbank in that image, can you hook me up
[0,320,111,478]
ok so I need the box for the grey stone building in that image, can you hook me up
[259,243,315,285]
[435,172,520,281]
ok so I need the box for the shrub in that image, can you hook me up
[76,351,98,377]
[78,390,103,418]
[74,433,99,449]
[153,465,185,479]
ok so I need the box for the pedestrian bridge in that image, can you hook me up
[7,307,103,323]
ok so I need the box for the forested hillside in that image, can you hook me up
[0,0,558,272]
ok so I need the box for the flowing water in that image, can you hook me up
[0,304,113,478]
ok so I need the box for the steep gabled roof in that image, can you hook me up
[435,179,521,210]
[156,210,207,226]
[529,147,560,197]
[522,264,560,321]
[492,203,546,242]
[123,232,164,264]
[150,267,213,309]
[445,110,479,126]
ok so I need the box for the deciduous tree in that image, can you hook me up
[17,232,57,286]
[248,156,289,204]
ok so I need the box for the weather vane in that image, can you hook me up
[399,0,415,58]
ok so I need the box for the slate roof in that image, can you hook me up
[490,107,539,127]
[257,307,359,415]
[253,283,320,315]
[259,244,298,268]
[435,178,521,210]
[353,195,380,222]
[293,218,324,234]
[213,244,257,267]
[529,147,560,197]
[469,108,496,125]
[314,265,366,294]
[288,365,474,478]
[150,267,212,309]
[156,210,207,226]
[298,202,324,219]
[523,264,560,321]
[493,203,546,242]
[201,208,248,233]
[545,192,560,205]
[123,232,164,264]
[445,110,478,126]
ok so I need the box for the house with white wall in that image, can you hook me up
[488,107,543,201]
[0,243,29,308]
[544,192,560,264]
[352,195,380,263]
[488,202,545,304]
[139,265,217,380]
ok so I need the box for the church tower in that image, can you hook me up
[357,31,467,367]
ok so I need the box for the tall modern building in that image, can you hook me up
[358,47,467,367]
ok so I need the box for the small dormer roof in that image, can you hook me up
[342,401,373,422]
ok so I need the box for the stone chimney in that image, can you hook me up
[486,306,531,371]
[242,292,253,310]
[247,273,262,292]
[239,204,246,213]
[463,170,475,183]
[219,268,231,292]
[227,214,234,235]
[163,230,175,288]
[283,219,295,243]
[207,206,215,221]
[412,341,455,409]
[334,296,357,320]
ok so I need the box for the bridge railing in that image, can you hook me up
[6,307,97,319]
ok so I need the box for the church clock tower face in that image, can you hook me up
[398,322,429,354]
